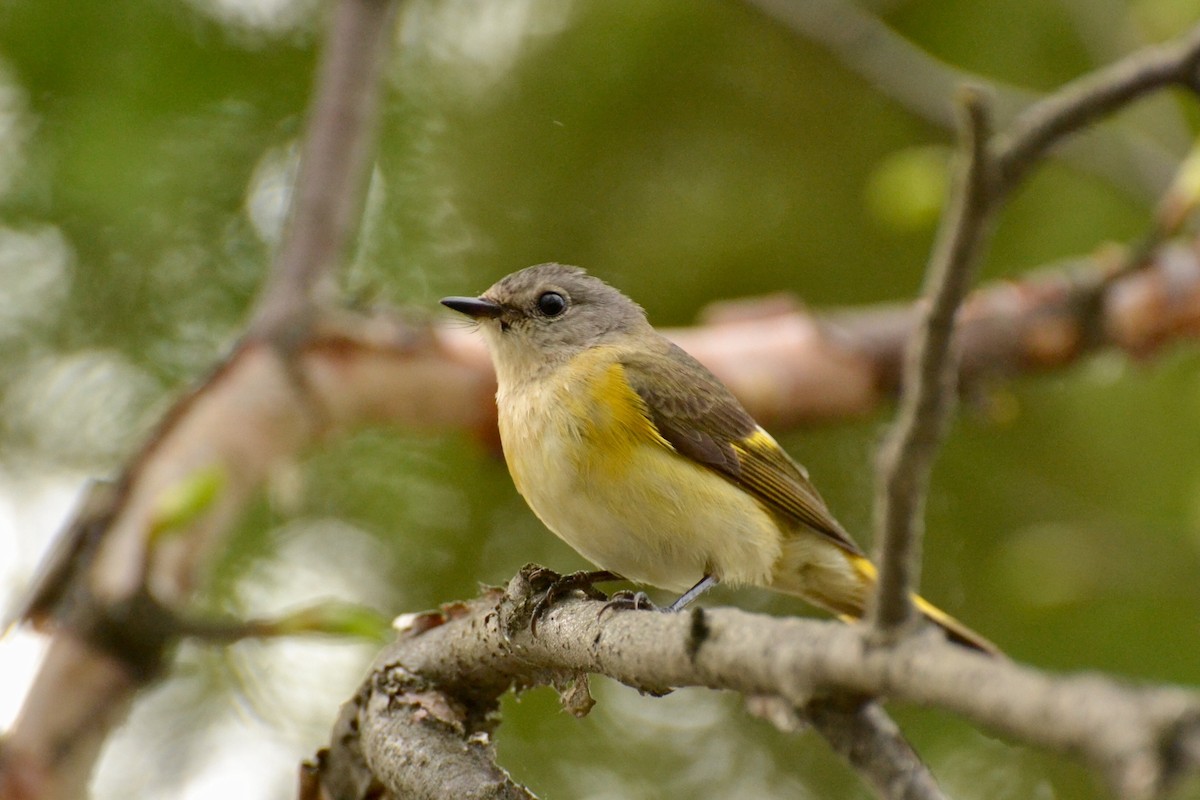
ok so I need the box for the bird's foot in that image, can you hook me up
[598,589,661,619]
[529,569,622,635]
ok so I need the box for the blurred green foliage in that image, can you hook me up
[2,0,1200,798]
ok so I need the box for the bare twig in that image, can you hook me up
[320,570,1200,800]
[0,3,401,799]
[869,23,1200,641]
[250,0,399,339]
[739,0,1185,201]
[870,91,993,639]
[993,25,1200,194]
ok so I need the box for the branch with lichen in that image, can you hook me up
[308,568,1200,800]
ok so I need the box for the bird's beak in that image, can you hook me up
[440,296,504,319]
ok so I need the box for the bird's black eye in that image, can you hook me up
[537,291,567,317]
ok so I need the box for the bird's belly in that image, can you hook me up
[499,383,781,592]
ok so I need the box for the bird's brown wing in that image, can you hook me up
[618,344,863,556]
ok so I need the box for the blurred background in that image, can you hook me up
[2,0,1200,797]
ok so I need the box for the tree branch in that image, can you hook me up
[869,23,1200,640]
[250,0,399,340]
[870,91,993,639]
[0,3,400,799]
[803,698,949,800]
[994,24,1200,195]
[357,684,538,800]
[740,0,1186,201]
[313,569,1200,800]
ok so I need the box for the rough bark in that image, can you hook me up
[312,569,1200,800]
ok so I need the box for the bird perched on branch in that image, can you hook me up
[443,264,996,654]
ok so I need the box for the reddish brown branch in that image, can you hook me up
[431,241,1200,435]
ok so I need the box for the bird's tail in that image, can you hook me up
[908,593,1000,655]
[847,555,1000,656]
[771,544,1000,656]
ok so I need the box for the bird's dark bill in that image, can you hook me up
[441,296,503,319]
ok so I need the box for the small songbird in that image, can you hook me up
[442,264,996,654]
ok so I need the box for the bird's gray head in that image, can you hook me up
[441,264,651,385]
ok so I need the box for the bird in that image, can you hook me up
[442,263,996,654]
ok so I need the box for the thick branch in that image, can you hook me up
[321,571,1200,800]
[803,698,949,800]
[357,686,537,800]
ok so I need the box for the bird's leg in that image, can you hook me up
[665,574,719,612]
[601,574,720,617]
[530,569,623,634]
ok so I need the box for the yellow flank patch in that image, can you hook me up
[570,359,670,478]
[598,362,667,441]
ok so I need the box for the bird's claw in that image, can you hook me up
[529,569,621,635]
[598,589,660,620]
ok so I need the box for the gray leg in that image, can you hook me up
[665,574,719,612]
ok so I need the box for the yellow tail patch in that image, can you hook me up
[849,554,877,581]
[846,554,999,655]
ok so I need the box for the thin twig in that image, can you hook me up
[870,90,993,639]
[250,0,399,340]
[869,23,1200,641]
[739,0,1185,201]
[993,24,1200,194]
